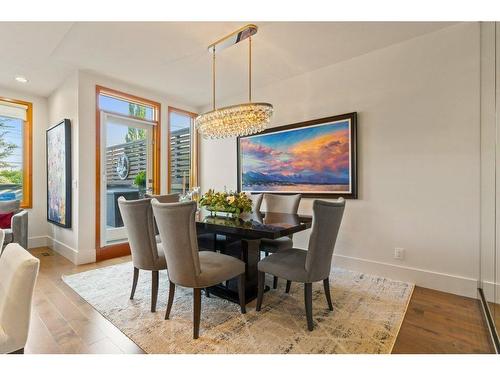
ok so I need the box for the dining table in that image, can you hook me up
[195,209,312,304]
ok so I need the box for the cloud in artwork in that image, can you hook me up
[288,129,350,173]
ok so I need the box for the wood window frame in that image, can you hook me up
[0,96,32,208]
[95,85,161,261]
[167,106,199,193]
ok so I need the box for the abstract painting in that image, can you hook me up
[238,113,357,198]
[47,119,72,227]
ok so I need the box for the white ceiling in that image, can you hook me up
[0,22,457,108]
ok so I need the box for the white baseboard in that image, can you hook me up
[28,235,49,249]
[333,253,478,298]
[47,237,79,264]
[481,280,500,302]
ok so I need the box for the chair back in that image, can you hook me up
[264,193,301,214]
[144,193,179,203]
[0,200,21,214]
[249,193,263,212]
[144,193,179,235]
[306,199,345,282]
[152,200,200,287]
[117,197,161,270]
[0,243,39,353]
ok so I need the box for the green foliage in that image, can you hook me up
[125,127,146,142]
[0,117,19,169]
[0,170,22,185]
[133,170,146,188]
[125,104,147,142]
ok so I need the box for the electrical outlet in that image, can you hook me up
[394,248,405,260]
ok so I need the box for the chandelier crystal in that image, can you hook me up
[195,102,273,139]
[195,25,273,139]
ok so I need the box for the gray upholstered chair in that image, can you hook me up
[144,193,179,242]
[249,193,263,212]
[0,200,28,250]
[260,193,301,288]
[117,197,167,312]
[256,199,345,331]
[151,200,246,339]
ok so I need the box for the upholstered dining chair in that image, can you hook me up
[0,243,40,354]
[151,200,246,339]
[144,193,179,243]
[260,193,301,288]
[118,197,167,312]
[249,193,263,213]
[256,199,345,331]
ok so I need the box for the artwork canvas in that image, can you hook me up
[238,113,357,198]
[47,119,72,227]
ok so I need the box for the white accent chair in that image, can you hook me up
[0,243,40,354]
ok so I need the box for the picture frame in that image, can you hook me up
[237,112,357,199]
[46,119,72,227]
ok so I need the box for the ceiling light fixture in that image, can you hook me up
[195,24,273,139]
[15,76,28,84]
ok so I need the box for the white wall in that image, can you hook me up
[201,23,481,297]
[47,71,80,262]
[0,86,49,248]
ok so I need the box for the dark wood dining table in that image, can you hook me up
[196,210,312,304]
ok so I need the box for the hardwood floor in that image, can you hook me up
[392,286,495,353]
[25,247,494,354]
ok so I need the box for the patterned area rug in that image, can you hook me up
[62,262,413,354]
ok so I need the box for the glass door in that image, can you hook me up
[100,111,155,247]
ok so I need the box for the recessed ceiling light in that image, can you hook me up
[15,76,28,83]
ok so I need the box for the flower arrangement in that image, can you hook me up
[199,189,253,217]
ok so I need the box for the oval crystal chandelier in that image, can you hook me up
[195,24,273,139]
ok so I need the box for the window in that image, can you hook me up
[168,107,198,194]
[0,97,32,208]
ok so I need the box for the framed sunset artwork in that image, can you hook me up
[237,112,357,198]
[46,119,72,227]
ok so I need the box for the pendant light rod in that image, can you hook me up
[249,36,252,103]
[212,46,216,111]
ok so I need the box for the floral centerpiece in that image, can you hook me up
[199,189,252,218]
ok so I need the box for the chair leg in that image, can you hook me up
[165,281,176,320]
[285,280,292,294]
[205,288,210,297]
[256,271,265,311]
[323,278,334,311]
[193,288,202,339]
[238,273,246,314]
[273,276,278,289]
[304,283,314,331]
[151,271,159,312]
[130,267,139,299]
[264,251,269,257]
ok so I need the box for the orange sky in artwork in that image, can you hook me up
[288,129,350,173]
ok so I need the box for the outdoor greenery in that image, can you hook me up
[0,170,22,184]
[0,117,19,170]
[133,170,146,188]
[0,116,21,186]
[125,103,147,142]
